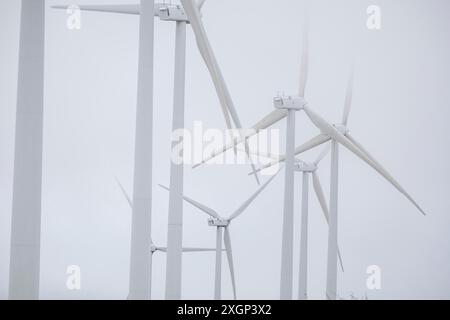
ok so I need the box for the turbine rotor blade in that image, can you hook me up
[298,12,309,97]
[253,109,289,132]
[337,248,345,273]
[181,0,260,183]
[193,109,288,169]
[156,247,218,253]
[159,185,223,220]
[303,106,426,216]
[229,169,282,221]
[244,137,261,185]
[179,0,234,132]
[52,4,142,15]
[181,248,219,252]
[224,227,237,300]
[312,172,330,223]
[115,177,133,209]
[116,178,157,247]
[314,145,331,165]
[295,134,331,158]
[248,134,330,175]
[197,0,207,9]
[345,133,426,216]
[342,68,354,125]
[312,172,344,272]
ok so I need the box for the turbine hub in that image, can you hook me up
[150,245,158,253]
[273,95,307,111]
[334,124,349,135]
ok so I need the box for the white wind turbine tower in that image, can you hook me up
[129,0,155,301]
[9,0,45,300]
[251,69,427,299]
[267,14,313,300]
[159,170,281,300]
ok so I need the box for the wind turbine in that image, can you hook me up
[293,147,344,300]
[250,69,427,299]
[189,11,312,299]
[9,0,45,300]
[159,169,281,300]
[116,178,219,255]
[315,71,426,300]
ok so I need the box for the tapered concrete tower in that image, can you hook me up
[9,0,46,300]
[128,0,155,300]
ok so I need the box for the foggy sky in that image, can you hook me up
[0,0,449,299]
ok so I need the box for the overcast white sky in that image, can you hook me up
[1,0,450,300]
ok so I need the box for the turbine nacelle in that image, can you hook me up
[150,244,159,253]
[159,4,189,22]
[294,160,317,173]
[274,95,307,111]
[208,218,229,227]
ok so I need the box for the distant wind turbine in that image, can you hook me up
[293,148,344,300]
[115,178,218,256]
[191,8,311,300]
[159,169,281,300]
[307,71,427,300]
[250,69,427,299]
[116,178,219,300]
